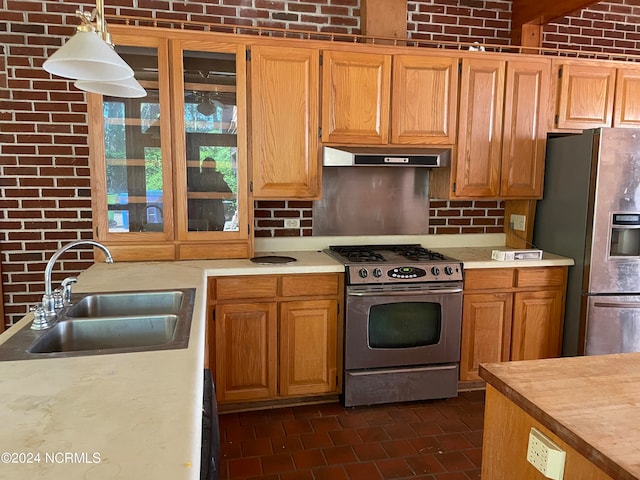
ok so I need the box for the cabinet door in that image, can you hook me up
[321,50,391,144]
[215,302,278,402]
[555,63,616,130]
[460,292,513,381]
[511,290,564,361]
[170,39,250,257]
[391,55,458,145]
[250,45,321,199]
[613,66,640,128]
[500,59,550,198]
[279,299,338,396]
[88,32,176,261]
[455,58,505,197]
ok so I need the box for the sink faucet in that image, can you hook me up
[35,240,114,329]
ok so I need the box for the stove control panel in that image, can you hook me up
[346,263,463,284]
[389,266,427,279]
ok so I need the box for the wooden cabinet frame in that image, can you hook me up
[207,273,344,406]
[460,267,567,382]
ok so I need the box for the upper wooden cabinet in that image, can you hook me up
[454,57,505,197]
[432,54,550,199]
[88,27,252,261]
[552,60,640,131]
[321,50,391,144]
[613,66,640,128]
[553,60,616,130]
[321,50,457,145]
[250,45,321,199]
[391,55,458,144]
[501,58,550,198]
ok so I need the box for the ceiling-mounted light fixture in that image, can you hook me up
[43,0,146,98]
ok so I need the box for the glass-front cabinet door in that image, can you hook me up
[88,32,176,260]
[170,39,249,258]
[89,29,250,261]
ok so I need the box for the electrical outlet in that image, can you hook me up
[284,218,300,229]
[510,214,527,232]
[527,427,566,480]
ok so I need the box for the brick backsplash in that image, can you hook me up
[253,199,505,237]
[1,0,640,327]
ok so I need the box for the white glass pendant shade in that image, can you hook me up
[43,30,133,81]
[74,76,147,98]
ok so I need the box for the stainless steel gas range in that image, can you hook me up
[325,244,464,407]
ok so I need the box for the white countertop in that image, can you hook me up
[0,251,342,480]
[0,239,573,479]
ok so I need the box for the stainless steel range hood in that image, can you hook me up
[323,146,450,167]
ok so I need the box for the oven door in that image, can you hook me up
[344,283,463,370]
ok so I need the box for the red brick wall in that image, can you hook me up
[543,0,640,54]
[0,0,636,327]
[408,0,512,45]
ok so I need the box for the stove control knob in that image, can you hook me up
[358,268,368,279]
[444,266,454,276]
[431,266,440,276]
[373,268,382,278]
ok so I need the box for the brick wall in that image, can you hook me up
[408,0,512,45]
[0,0,638,327]
[543,0,640,55]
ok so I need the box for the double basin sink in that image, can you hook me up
[0,288,195,361]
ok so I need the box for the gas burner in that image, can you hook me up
[329,246,386,263]
[393,246,446,261]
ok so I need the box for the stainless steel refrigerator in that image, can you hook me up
[533,128,640,356]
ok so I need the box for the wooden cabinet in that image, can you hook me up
[454,57,505,197]
[391,54,458,144]
[613,65,640,127]
[437,55,549,199]
[460,266,567,381]
[552,60,640,130]
[250,45,321,199]
[209,273,343,404]
[88,27,252,261]
[322,50,391,144]
[321,50,457,145]
[215,301,278,402]
[552,60,616,130]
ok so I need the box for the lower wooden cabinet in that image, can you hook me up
[460,267,567,381]
[208,273,343,404]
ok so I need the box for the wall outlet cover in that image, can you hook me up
[526,427,566,480]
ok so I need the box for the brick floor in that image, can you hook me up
[218,390,485,480]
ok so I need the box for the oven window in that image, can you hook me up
[368,302,442,348]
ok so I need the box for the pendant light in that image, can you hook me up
[43,0,146,98]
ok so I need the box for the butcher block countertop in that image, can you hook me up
[480,353,640,480]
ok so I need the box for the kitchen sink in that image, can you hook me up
[28,315,179,353]
[66,291,184,317]
[0,288,195,361]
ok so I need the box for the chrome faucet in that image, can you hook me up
[33,240,114,330]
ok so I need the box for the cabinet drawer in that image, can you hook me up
[515,267,566,288]
[281,274,340,297]
[464,269,515,290]
[215,276,278,301]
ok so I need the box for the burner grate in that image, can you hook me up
[329,246,387,263]
[392,246,446,261]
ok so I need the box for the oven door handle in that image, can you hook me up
[347,287,463,297]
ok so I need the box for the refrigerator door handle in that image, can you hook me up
[593,301,640,308]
